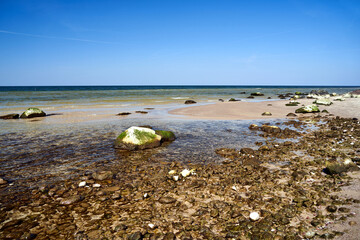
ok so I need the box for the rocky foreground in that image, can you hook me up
[0,116,360,239]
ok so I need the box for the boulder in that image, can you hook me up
[115,127,162,150]
[0,113,19,120]
[250,92,264,96]
[155,130,176,142]
[325,159,359,175]
[185,100,196,104]
[261,112,272,116]
[295,105,320,113]
[313,98,332,106]
[310,90,329,96]
[20,108,46,118]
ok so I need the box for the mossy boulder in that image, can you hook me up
[155,130,176,142]
[115,127,161,150]
[295,91,302,95]
[325,159,359,175]
[261,112,272,116]
[20,108,46,118]
[295,105,320,113]
[313,98,332,106]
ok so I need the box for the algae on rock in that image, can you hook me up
[295,105,320,113]
[20,108,46,118]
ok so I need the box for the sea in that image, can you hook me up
[0,85,358,191]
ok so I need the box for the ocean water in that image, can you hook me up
[0,85,358,113]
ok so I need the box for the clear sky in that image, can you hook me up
[0,0,359,86]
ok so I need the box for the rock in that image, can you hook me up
[218,99,224,102]
[0,177,7,185]
[180,169,191,178]
[251,92,264,96]
[185,100,196,104]
[262,112,272,116]
[155,130,176,142]
[295,104,320,113]
[0,113,19,120]
[321,109,329,113]
[349,89,360,95]
[117,112,131,116]
[334,97,345,101]
[349,221,357,226]
[135,111,148,114]
[159,196,176,204]
[285,102,300,106]
[286,113,297,117]
[128,231,142,240]
[240,91,246,94]
[249,124,259,130]
[229,98,239,102]
[114,127,162,150]
[60,195,84,205]
[295,91,302,95]
[313,98,332,106]
[310,90,329,96]
[92,171,113,181]
[20,108,46,118]
[261,125,281,134]
[326,205,337,213]
[163,233,176,240]
[250,212,260,221]
[247,96,255,99]
[103,186,120,192]
[240,148,256,155]
[325,158,359,175]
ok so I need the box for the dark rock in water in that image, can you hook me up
[60,195,84,205]
[229,98,239,102]
[20,108,46,118]
[115,127,162,150]
[239,91,246,94]
[185,100,196,104]
[350,89,360,94]
[247,96,255,99]
[251,92,264,96]
[267,97,272,99]
[159,196,176,204]
[322,109,329,113]
[135,111,148,114]
[218,99,224,102]
[128,231,142,240]
[0,113,19,120]
[155,130,176,142]
[286,113,297,117]
[92,171,113,181]
[138,125,152,129]
[261,125,281,134]
[310,90,329,95]
[278,94,286,99]
[117,112,131,116]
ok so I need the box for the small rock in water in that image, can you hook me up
[78,181,86,187]
[250,212,260,221]
[0,177,7,185]
[20,107,46,118]
[128,231,142,240]
[184,100,196,104]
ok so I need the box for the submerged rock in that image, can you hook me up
[251,92,264,96]
[20,108,46,118]
[295,104,320,113]
[185,100,196,104]
[310,90,329,96]
[0,113,19,120]
[115,127,161,150]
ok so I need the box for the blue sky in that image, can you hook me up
[0,0,359,86]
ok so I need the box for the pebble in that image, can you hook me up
[348,221,357,226]
[180,169,191,177]
[173,175,179,181]
[250,212,260,221]
[93,183,101,188]
[78,181,86,187]
[159,196,176,204]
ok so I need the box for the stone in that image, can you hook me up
[285,102,300,106]
[325,158,359,175]
[0,113,19,120]
[262,112,272,116]
[295,105,320,113]
[135,111,148,114]
[92,171,113,181]
[334,97,345,101]
[249,124,259,130]
[261,125,281,134]
[155,130,176,142]
[0,177,7,185]
[117,112,131,116]
[20,108,46,118]
[163,232,176,240]
[128,231,142,240]
[180,169,191,178]
[159,196,176,204]
[250,212,260,221]
[229,98,240,102]
[114,127,162,150]
[313,98,332,106]
[310,90,329,96]
[251,92,264,96]
[286,113,297,117]
[78,181,86,187]
[240,148,256,155]
[185,100,196,104]
[60,195,84,205]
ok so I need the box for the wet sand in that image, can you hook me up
[170,98,360,120]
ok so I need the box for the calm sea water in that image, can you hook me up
[1,85,358,113]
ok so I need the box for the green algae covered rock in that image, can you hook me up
[115,127,162,150]
[155,130,176,142]
[313,98,332,106]
[295,105,320,113]
[325,159,359,175]
[20,108,46,118]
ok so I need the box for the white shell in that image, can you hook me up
[78,181,86,187]
[250,212,260,221]
[93,183,101,188]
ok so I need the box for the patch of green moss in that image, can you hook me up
[155,130,176,141]
[117,131,127,140]
[133,129,157,145]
